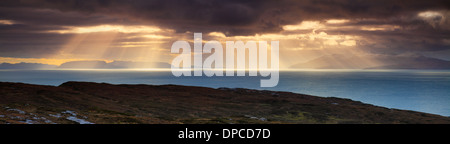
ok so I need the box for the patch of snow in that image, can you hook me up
[6,108,26,114]
[49,113,62,118]
[44,119,55,124]
[66,116,94,124]
[62,110,77,116]
[20,119,37,124]
[31,116,54,124]
[8,115,24,120]
[244,115,267,121]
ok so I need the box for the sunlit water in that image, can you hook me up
[1,69,449,116]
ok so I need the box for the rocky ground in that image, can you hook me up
[1,81,449,124]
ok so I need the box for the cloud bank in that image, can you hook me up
[1,0,449,66]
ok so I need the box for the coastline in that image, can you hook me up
[1,81,449,124]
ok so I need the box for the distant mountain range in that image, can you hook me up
[290,54,450,69]
[2,55,450,70]
[0,62,57,69]
[0,61,172,69]
[58,60,172,69]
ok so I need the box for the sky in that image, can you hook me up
[0,0,449,68]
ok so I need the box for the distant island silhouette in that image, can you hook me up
[0,60,172,69]
[3,54,450,70]
[291,54,450,69]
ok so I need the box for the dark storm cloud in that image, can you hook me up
[320,14,450,54]
[2,0,449,35]
[0,0,449,59]
[0,7,127,27]
[0,31,70,58]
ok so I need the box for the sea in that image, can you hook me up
[1,69,449,116]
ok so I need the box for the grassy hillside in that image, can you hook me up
[1,81,449,124]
